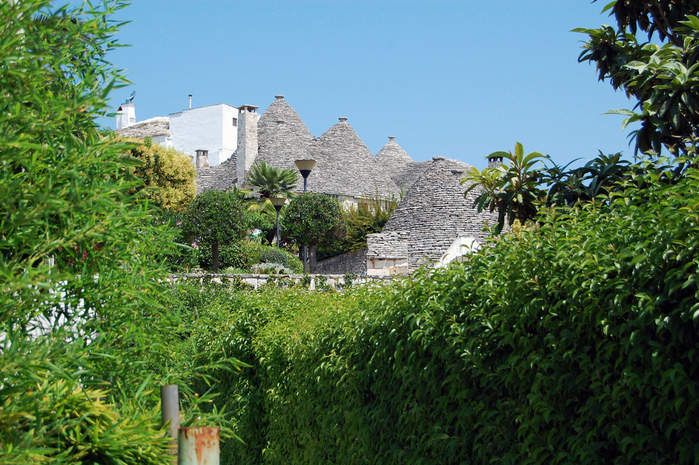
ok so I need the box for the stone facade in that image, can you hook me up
[315,249,367,274]
[117,95,498,274]
[366,157,497,273]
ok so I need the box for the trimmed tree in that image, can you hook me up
[120,137,197,212]
[182,190,247,272]
[283,193,342,272]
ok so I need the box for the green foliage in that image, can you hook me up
[329,193,399,256]
[195,241,248,271]
[259,248,290,267]
[283,193,342,247]
[171,282,359,464]
[464,146,637,234]
[244,160,299,199]
[0,2,240,462]
[1,1,168,462]
[244,243,303,273]
[182,161,699,464]
[463,142,548,233]
[182,190,247,271]
[119,136,197,212]
[574,1,699,156]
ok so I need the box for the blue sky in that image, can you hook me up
[100,1,636,170]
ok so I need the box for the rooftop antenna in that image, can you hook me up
[188,94,192,109]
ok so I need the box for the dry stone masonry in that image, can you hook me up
[117,94,498,273]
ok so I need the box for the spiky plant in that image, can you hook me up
[244,160,299,199]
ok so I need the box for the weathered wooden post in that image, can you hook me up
[178,427,220,465]
[161,385,180,463]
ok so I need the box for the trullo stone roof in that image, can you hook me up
[367,156,497,270]
[256,97,314,174]
[308,118,400,199]
[195,154,238,194]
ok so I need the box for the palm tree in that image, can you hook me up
[244,161,299,244]
[244,160,298,199]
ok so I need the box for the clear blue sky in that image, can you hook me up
[100,1,636,170]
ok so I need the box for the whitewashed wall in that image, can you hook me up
[169,103,238,166]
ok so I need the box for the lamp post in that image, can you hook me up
[270,197,285,248]
[294,159,316,273]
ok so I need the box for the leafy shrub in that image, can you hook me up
[0,2,240,462]
[196,241,248,271]
[184,162,699,464]
[120,136,197,212]
[259,248,290,267]
[245,243,303,273]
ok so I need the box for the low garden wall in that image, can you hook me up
[169,272,393,290]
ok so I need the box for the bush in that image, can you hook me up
[183,162,699,464]
[120,136,197,212]
[196,241,248,271]
[245,243,303,273]
[251,262,294,275]
[259,248,290,267]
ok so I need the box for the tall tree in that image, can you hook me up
[574,0,699,156]
[120,136,197,212]
[283,194,342,272]
[182,190,247,272]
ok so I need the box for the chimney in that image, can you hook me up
[116,103,136,130]
[487,155,503,169]
[236,104,260,184]
[195,149,209,169]
[188,94,192,109]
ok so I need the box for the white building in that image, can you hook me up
[116,101,238,167]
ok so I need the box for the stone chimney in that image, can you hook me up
[116,103,136,130]
[487,155,504,169]
[236,104,259,184]
[195,150,209,169]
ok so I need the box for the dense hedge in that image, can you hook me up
[186,166,699,464]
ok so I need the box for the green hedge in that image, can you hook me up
[185,165,699,464]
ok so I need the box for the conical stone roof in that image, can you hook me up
[307,119,399,199]
[196,153,237,194]
[376,136,412,167]
[373,156,497,268]
[256,97,314,175]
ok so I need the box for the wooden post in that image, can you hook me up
[161,385,180,463]
[178,427,220,465]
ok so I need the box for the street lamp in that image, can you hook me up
[270,197,286,248]
[294,159,316,193]
[294,159,316,273]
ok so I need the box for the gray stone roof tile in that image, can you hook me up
[369,156,497,269]
[196,153,238,194]
[307,119,400,199]
[116,117,169,139]
[256,97,314,172]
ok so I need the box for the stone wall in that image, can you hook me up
[170,272,392,290]
[366,157,497,272]
[315,249,367,275]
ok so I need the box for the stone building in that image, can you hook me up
[196,95,401,204]
[116,101,238,167]
[117,94,497,273]
[364,156,496,275]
